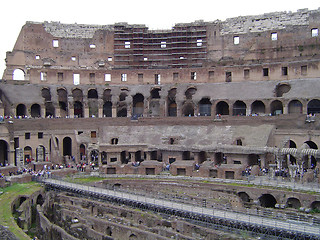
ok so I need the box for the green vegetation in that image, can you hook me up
[64,175,106,184]
[0,182,42,240]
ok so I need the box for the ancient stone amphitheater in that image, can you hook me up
[1,7,320,240]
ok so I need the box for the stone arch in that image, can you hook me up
[258,194,277,208]
[238,192,251,203]
[36,145,45,162]
[0,140,9,166]
[233,100,246,116]
[288,100,303,114]
[13,69,25,80]
[16,104,27,117]
[185,87,197,100]
[251,100,265,115]
[182,102,194,116]
[310,201,320,211]
[270,100,283,115]
[216,101,229,115]
[41,87,51,102]
[275,83,291,97]
[286,197,301,209]
[307,99,320,114]
[103,89,112,102]
[135,150,143,162]
[57,88,68,117]
[24,146,32,162]
[63,137,72,157]
[72,88,83,102]
[304,140,318,149]
[199,98,211,116]
[150,88,161,99]
[132,94,144,117]
[31,104,41,118]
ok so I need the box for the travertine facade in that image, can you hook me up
[0,8,320,182]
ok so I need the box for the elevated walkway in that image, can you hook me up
[41,177,320,239]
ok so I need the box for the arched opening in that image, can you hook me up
[129,234,138,240]
[258,194,277,208]
[36,145,45,162]
[57,88,68,117]
[286,197,301,209]
[36,194,44,206]
[63,137,72,157]
[275,83,291,97]
[24,146,32,163]
[103,101,112,117]
[238,192,251,203]
[150,88,160,99]
[149,88,161,117]
[106,226,112,236]
[248,154,260,166]
[185,87,197,100]
[168,102,177,117]
[132,94,144,117]
[311,201,320,211]
[88,89,98,99]
[182,102,194,116]
[16,104,27,117]
[31,104,41,118]
[101,151,107,164]
[305,141,318,149]
[45,102,55,117]
[289,155,297,165]
[199,98,211,116]
[150,151,158,161]
[74,101,83,118]
[41,88,51,101]
[270,100,283,115]
[216,101,229,115]
[251,100,265,115]
[80,144,86,161]
[88,89,98,118]
[289,140,297,148]
[0,140,8,166]
[168,88,177,117]
[13,69,25,80]
[233,100,246,116]
[307,99,320,114]
[288,100,303,114]
[117,91,128,117]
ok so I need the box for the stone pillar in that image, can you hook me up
[283,103,288,115]
[145,151,151,161]
[98,99,103,118]
[55,107,61,118]
[246,104,251,116]
[41,106,46,118]
[68,97,74,118]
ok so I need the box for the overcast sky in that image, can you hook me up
[0,0,319,77]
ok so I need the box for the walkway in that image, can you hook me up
[43,178,320,239]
